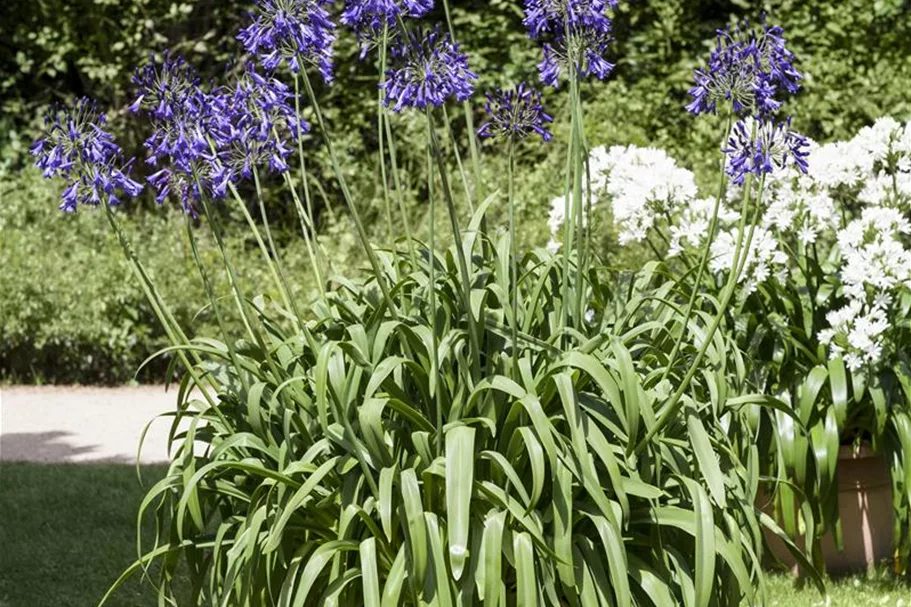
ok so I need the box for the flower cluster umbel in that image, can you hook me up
[341,0,434,55]
[238,0,337,82]
[687,16,801,118]
[478,83,553,142]
[523,0,618,87]
[31,98,143,212]
[382,26,477,111]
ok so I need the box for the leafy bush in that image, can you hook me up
[0,170,321,384]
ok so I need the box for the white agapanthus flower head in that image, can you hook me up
[667,197,738,257]
[588,144,697,245]
[837,206,911,300]
[710,226,788,294]
[760,160,838,244]
[819,298,890,371]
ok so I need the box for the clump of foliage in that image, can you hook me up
[29,0,841,604]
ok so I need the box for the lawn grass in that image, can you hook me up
[1,463,909,606]
[0,463,175,607]
[765,568,910,607]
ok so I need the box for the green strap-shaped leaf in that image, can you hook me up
[360,538,380,607]
[401,467,428,587]
[687,413,727,508]
[513,532,538,607]
[445,425,476,581]
[682,477,716,607]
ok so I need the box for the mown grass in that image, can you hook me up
[0,463,909,606]
[0,463,184,607]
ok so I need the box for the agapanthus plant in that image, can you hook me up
[477,82,553,142]
[687,16,802,117]
[238,0,337,82]
[523,0,617,87]
[31,97,143,212]
[382,25,477,111]
[341,0,434,54]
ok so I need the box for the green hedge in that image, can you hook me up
[2,0,910,383]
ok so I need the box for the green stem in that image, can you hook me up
[507,137,519,377]
[378,25,418,288]
[442,104,475,214]
[101,204,220,412]
[440,0,483,204]
[297,70,398,317]
[426,109,481,382]
[426,140,442,455]
[281,170,326,304]
[185,217,251,395]
[661,115,734,380]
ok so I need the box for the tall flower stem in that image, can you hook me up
[634,172,766,455]
[378,25,418,280]
[507,136,519,376]
[558,75,581,335]
[101,203,220,411]
[661,115,734,380]
[442,104,475,214]
[426,109,481,381]
[426,140,442,455]
[568,68,588,328]
[281,171,326,304]
[292,76,330,300]
[251,167,308,326]
[297,70,398,317]
[440,0,483,204]
[184,217,252,395]
[225,178,295,318]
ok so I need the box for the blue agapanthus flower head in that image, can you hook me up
[32,98,143,212]
[341,0,434,56]
[238,0,337,82]
[687,15,802,117]
[523,0,617,38]
[132,53,232,214]
[723,116,809,184]
[382,26,477,112]
[218,64,310,179]
[523,0,617,88]
[478,83,553,142]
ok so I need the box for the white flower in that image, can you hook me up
[837,206,911,299]
[710,226,787,294]
[586,145,698,245]
[820,299,890,370]
[667,197,737,256]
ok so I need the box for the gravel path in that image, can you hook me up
[1,385,185,464]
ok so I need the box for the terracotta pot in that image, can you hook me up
[764,445,894,574]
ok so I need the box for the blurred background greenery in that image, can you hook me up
[1,0,909,384]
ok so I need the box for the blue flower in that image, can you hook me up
[382,26,477,112]
[687,16,802,117]
[238,0,337,82]
[478,83,553,142]
[32,98,143,212]
[523,0,617,38]
[218,64,310,179]
[523,0,617,87]
[132,53,232,214]
[341,0,434,56]
[723,116,809,184]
